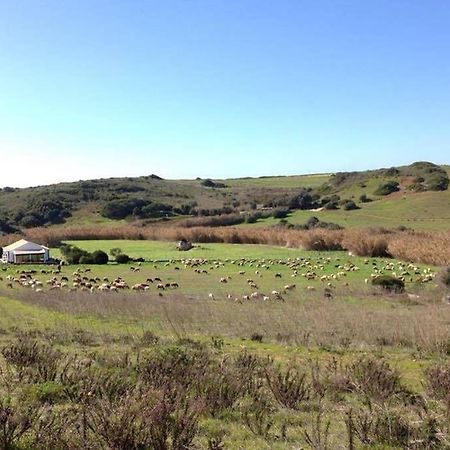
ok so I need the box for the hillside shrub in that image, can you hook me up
[245,213,260,224]
[428,174,449,191]
[383,167,400,177]
[289,189,319,210]
[374,181,400,196]
[139,203,173,218]
[200,179,226,188]
[273,209,289,219]
[323,200,338,210]
[359,194,372,203]
[371,275,405,293]
[342,200,359,211]
[101,199,150,220]
[0,219,17,234]
[294,216,344,231]
[20,214,44,228]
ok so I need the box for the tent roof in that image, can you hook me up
[3,239,49,252]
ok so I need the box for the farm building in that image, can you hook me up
[1,239,50,264]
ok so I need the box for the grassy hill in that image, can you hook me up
[0,161,449,233]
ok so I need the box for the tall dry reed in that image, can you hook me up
[1,224,449,265]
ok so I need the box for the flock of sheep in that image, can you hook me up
[0,254,436,302]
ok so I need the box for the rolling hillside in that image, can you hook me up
[0,161,449,233]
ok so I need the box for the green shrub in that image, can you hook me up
[374,181,400,196]
[79,254,94,264]
[359,194,372,203]
[273,209,289,219]
[101,198,150,220]
[428,174,449,191]
[91,250,109,265]
[323,200,338,210]
[60,244,90,264]
[342,200,359,211]
[200,179,226,188]
[115,253,130,264]
[372,275,405,293]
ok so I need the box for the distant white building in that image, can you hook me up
[1,239,50,264]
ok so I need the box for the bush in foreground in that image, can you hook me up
[371,275,405,293]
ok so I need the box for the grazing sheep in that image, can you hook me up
[208,293,215,300]
[284,284,296,290]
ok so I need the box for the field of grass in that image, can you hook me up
[243,188,450,230]
[222,173,331,189]
[56,239,306,260]
[0,239,449,448]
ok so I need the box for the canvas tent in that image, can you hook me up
[1,239,50,264]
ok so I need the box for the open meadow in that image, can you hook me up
[0,240,450,448]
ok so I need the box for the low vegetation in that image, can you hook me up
[0,235,448,448]
[0,162,449,448]
[0,330,448,449]
[59,244,109,265]
[0,161,448,232]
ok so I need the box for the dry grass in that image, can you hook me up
[7,287,450,354]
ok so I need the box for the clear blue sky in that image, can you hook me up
[1,0,449,187]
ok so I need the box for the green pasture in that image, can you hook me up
[0,239,448,448]
[0,240,436,301]
[243,189,450,230]
[222,173,331,189]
